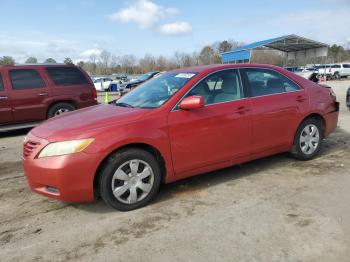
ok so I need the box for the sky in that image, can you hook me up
[0,0,349,63]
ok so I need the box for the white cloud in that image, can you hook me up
[158,21,192,35]
[0,33,107,63]
[109,0,178,28]
[80,48,102,58]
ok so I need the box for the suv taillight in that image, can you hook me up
[92,88,97,101]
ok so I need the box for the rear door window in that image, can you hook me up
[10,69,45,90]
[243,68,300,97]
[46,67,89,86]
[331,65,341,68]
[0,74,4,91]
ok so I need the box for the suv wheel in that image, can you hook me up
[99,148,161,211]
[291,118,323,160]
[47,103,75,118]
[334,72,340,80]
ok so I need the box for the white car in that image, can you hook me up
[330,63,350,79]
[294,67,318,79]
[93,77,113,91]
[317,64,350,80]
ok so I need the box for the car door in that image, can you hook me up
[0,71,13,124]
[8,67,50,122]
[240,68,308,154]
[168,69,252,176]
[342,64,350,76]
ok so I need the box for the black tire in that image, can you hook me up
[291,118,323,161]
[99,148,161,211]
[334,72,340,80]
[47,102,75,118]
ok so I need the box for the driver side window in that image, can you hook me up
[186,69,243,105]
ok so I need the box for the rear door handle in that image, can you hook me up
[0,96,8,100]
[234,106,251,114]
[38,93,48,96]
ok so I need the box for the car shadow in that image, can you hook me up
[73,127,350,213]
[0,128,32,138]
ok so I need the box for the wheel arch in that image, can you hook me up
[93,142,167,199]
[297,113,326,137]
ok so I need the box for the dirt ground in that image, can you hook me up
[1,80,349,262]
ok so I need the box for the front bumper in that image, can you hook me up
[22,133,101,202]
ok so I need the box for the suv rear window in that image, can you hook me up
[10,69,45,90]
[46,67,89,86]
[0,74,4,91]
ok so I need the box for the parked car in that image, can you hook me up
[119,71,160,91]
[316,64,332,80]
[112,74,128,83]
[0,64,97,132]
[329,63,350,79]
[316,63,350,80]
[347,86,350,110]
[294,67,319,82]
[93,77,113,91]
[23,64,339,211]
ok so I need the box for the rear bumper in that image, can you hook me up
[324,102,339,136]
[22,134,101,202]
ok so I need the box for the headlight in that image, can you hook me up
[38,138,94,158]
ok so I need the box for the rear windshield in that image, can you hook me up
[46,67,89,86]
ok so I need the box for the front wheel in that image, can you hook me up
[47,102,75,118]
[291,118,323,160]
[99,148,161,211]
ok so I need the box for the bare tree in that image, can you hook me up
[139,54,156,73]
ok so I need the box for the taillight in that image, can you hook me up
[92,88,97,101]
[329,88,336,101]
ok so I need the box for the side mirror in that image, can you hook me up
[179,96,205,110]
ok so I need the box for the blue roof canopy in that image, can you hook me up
[221,34,328,63]
[221,50,250,63]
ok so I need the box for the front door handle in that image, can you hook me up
[38,92,48,97]
[234,106,250,115]
[0,96,8,100]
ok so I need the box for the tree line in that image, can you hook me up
[1,40,349,75]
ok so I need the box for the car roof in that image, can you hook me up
[170,63,285,74]
[0,63,77,69]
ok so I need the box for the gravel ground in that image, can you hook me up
[0,80,349,262]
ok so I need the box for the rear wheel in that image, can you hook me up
[99,148,161,211]
[47,102,75,118]
[334,72,340,80]
[291,118,323,160]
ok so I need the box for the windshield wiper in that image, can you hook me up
[115,102,134,108]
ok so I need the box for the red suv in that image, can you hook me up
[0,64,97,131]
[23,64,339,211]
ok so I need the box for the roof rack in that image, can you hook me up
[14,63,68,66]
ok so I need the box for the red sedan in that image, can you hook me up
[23,64,339,211]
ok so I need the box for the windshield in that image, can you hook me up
[116,72,197,109]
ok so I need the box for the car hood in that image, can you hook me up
[31,104,150,141]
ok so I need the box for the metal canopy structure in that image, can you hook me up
[221,34,329,64]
